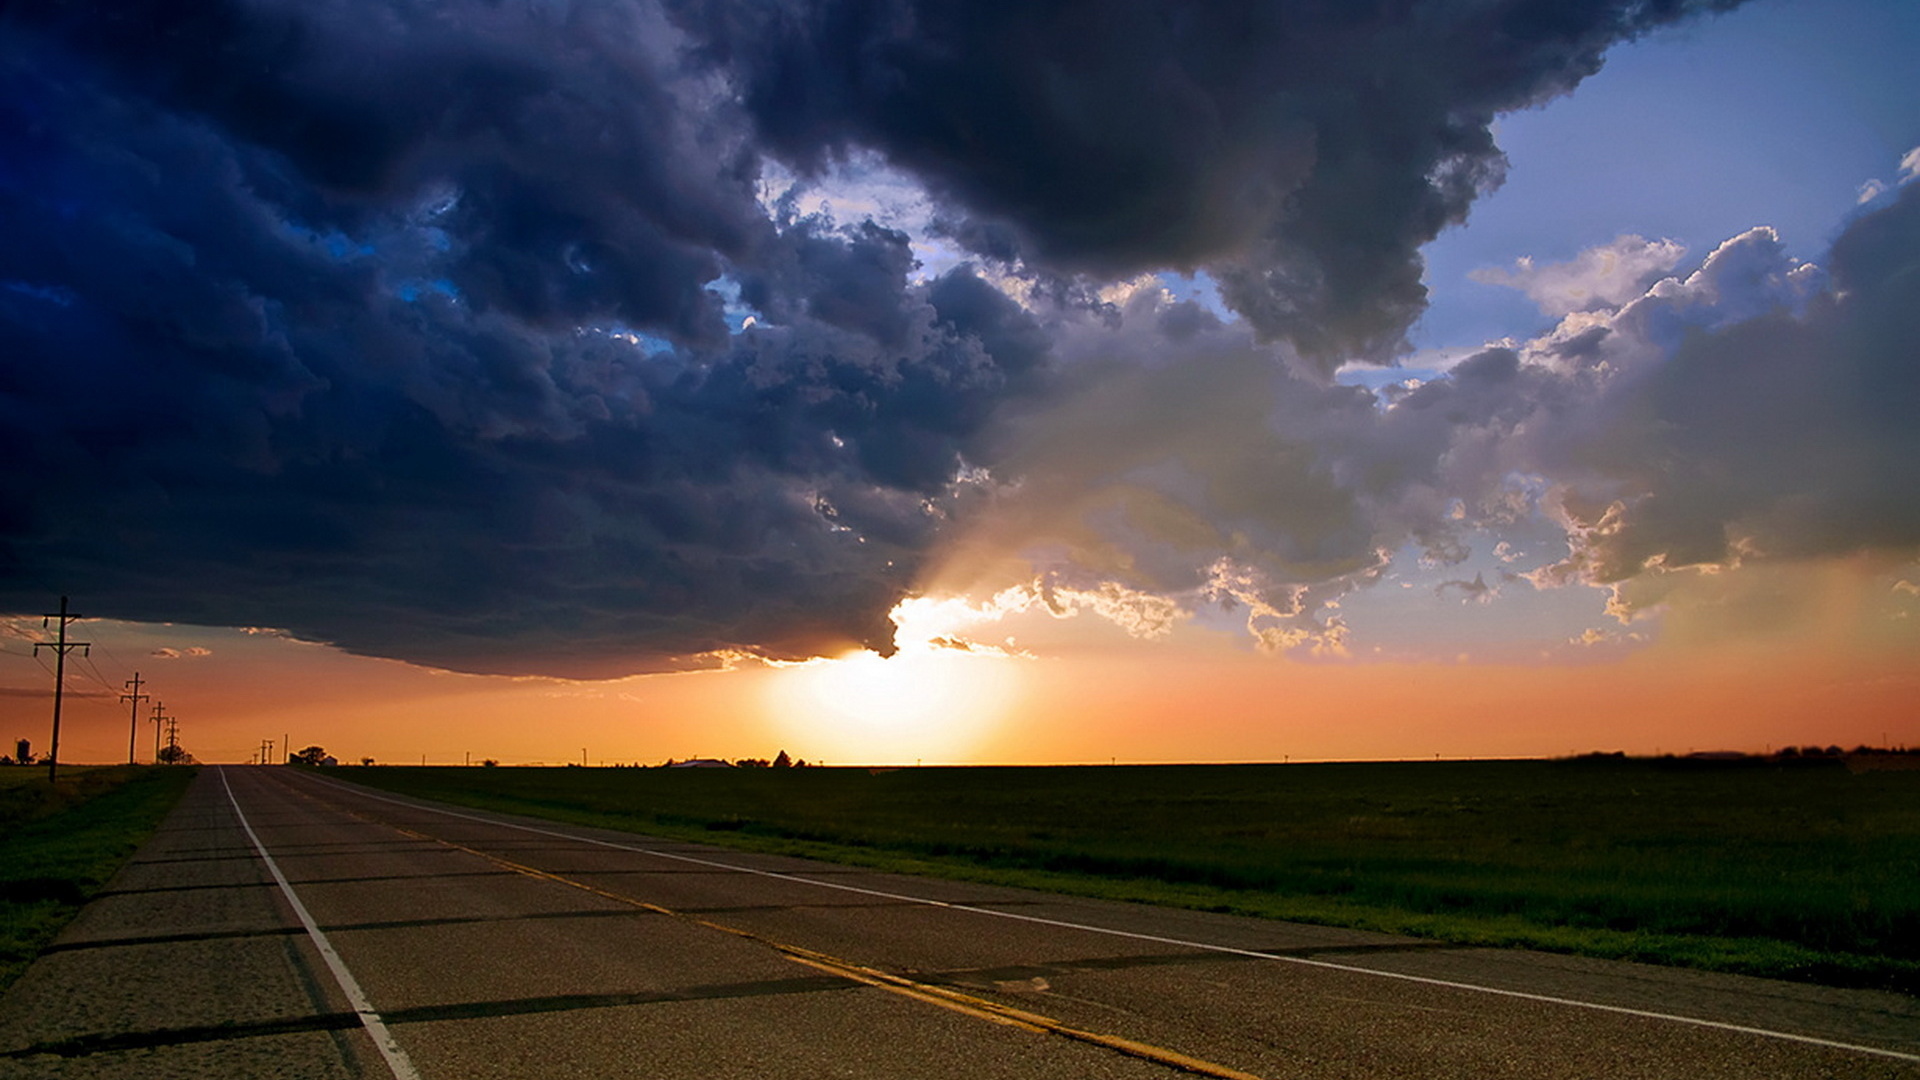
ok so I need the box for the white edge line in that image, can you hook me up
[311,772,1920,1065]
[221,768,424,1080]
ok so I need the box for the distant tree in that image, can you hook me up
[772,750,793,769]
[359,756,375,767]
[735,757,770,768]
[157,743,189,764]
[481,758,498,767]
[293,745,329,766]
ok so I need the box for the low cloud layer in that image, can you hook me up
[11,0,1903,679]
[932,184,1920,652]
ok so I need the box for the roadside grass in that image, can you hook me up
[333,758,1920,994]
[0,765,198,992]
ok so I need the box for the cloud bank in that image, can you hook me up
[13,0,1905,680]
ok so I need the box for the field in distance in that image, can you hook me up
[335,757,1919,995]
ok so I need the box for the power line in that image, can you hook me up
[92,637,132,676]
[75,651,120,695]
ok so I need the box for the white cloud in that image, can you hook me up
[756,152,968,283]
[1470,234,1687,316]
[1512,226,1825,373]
[1852,147,1919,206]
[889,576,1189,649]
[151,645,212,659]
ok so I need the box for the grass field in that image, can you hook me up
[0,765,198,991]
[336,757,1920,995]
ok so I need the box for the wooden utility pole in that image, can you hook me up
[34,596,89,783]
[121,672,149,765]
[150,701,169,762]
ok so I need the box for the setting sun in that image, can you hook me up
[767,647,1021,764]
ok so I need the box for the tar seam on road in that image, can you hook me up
[316,773,1920,1067]
[373,817,1270,1080]
[0,979,868,1060]
[220,768,425,1080]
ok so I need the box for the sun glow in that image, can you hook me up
[767,646,1021,764]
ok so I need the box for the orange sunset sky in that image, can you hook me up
[7,555,1917,767]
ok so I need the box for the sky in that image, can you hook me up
[2,0,1917,766]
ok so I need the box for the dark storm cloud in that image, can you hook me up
[7,0,762,343]
[669,0,1739,366]
[0,0,1752,674]
[0,13,1042,676]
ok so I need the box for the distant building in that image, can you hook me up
[667,758,734,768]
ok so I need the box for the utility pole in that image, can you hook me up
[164,714,179,764]
[150,701,169,762]
[120,672,149,765]
[33,596,89,783]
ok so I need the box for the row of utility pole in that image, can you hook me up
[27,595,184,782]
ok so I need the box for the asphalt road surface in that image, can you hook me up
[1,766,1915,1079]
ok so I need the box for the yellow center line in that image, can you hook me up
[364,818,1271,1080]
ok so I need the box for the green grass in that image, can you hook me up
[333,758,1920,995]
[0,765,198,991]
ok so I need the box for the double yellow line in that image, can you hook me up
[386,823,1269,1080]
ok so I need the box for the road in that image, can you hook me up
[1,766,1915,1078]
